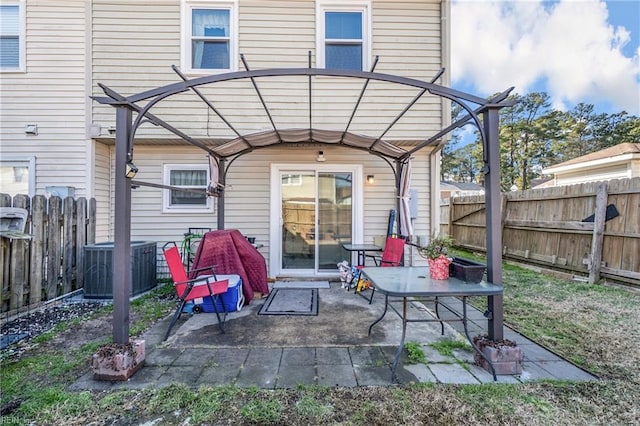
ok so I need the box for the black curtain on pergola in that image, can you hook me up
[94,62,514,345]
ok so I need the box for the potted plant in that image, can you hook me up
[418,233,454,279]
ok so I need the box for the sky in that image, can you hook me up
[451,0,640,118]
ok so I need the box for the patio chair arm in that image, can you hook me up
[188,265,218,279]
[174,274,219,300]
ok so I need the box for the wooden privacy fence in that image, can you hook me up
[440,177,640,286]
[0,193,96,315]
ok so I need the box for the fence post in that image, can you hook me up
[46,196,62,299]
[10,195,30,311]
[87,198,96,244]
[0,194,10,312]
[588,182,608,284]
[76,197,87,289]
[30,195,46,304]
[62,197,75,294]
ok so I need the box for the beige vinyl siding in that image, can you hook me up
[124,144,432,276]
[91,0,444,141]
[555,164,633,187]
[1,0,89,196]
[94,142,112,241]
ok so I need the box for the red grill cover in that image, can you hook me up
[191,229,269,304]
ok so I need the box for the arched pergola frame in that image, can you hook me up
[93,64,515,346]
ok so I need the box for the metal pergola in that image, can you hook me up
[93,59,514,346]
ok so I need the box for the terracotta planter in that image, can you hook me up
[428,255,451,280]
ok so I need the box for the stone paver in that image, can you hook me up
[354,365,394,386]
[536,360,597,381]
[521,343,563,362]
[197,364,240,386]
[350,346,387,366]
[429,363,480,384]
[317,363,357,387]
[210,348,248,367]
[173,348,215,366]
[519,362,558,381]
[276,365,317,388]
[158,365,203,386]
[316,347,351,365]
[403,363,437,383]
[281,347,315,366]
[471,365,522,384]
[144,347,182,366]
[236,363,278,388]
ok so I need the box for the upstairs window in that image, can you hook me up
[0,2,25,71]
[182,1,237,74]
[317,2,370,71]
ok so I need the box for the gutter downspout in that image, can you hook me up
[431,0,452,236]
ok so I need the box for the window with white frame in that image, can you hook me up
[281,174,302,186]
[163,164,212,212]
[0,157,34,196]
[0,1,25,71]
[317,2,370,71]
[182,0,237,74]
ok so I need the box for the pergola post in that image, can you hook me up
[217,158,226,230]
[113,106,132,344]
[483,106,504,341]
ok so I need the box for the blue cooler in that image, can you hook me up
[196,274,244,313]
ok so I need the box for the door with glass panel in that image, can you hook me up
[280,170,353,274]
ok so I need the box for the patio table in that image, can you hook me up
[341,243,382,267]
[361,266,504,381]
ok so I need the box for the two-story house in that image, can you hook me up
[1,0,453,279]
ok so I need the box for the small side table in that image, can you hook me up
[341,243,382,267]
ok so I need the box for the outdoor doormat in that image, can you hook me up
[273,280,330,289]
[258,288,318,316]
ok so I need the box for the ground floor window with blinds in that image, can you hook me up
[163,164,212,213]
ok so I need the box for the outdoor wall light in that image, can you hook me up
[367,175,375,184]
[125,160,138,179]
[316,151,326,162]
[108,126,117,135]
[24,124,38,135]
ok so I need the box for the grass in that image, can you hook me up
[404,341,426,364]
[429,338,472,357]
[2,262,640,425]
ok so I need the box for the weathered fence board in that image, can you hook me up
[0,194,96,315]
[29,195,46,305]
[440,177,640,285]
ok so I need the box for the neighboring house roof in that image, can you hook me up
[543,143,640,174]
[441,181,484,191]
[530,177,554,188]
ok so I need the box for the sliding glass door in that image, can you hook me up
[275,165,359,275]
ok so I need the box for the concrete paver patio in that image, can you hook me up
[71,282,597,391]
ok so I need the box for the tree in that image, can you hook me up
[498,92,559,190]
[441,103,483,182]
[440,92,640,190]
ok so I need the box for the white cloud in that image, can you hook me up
[451,0,640,114]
